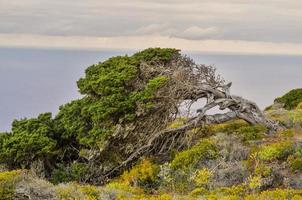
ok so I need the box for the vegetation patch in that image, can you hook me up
[275,88,302,110]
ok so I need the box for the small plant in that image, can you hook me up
[171,139,219,170]
[254,163,271,178]
[247,175,262,191]
[189,188,208,197]
[257,141,294,161]
[0,170,23,200]
[274,88,302,110]
[288,156,302,172]
[279,129,295,137]
[236,125,266,142]
[296,102,302,110]
[50,163,89,184]
[56,182,101,200]
[119,158,160,190]
[193,168,213,187]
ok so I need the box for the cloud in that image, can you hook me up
[0,0,302,50]
[173,26,220,40]
[1,33,302,56]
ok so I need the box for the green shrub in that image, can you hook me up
[258,141,294,161]
[171,139,219,171]
[56,182,101,200]
[209,121,265,142]
[118,159,160,191]
[51,163,89,184]
[236,125,266,142]
[275,88,302,110]
[288,156,302,172]
[193,168,213,187]
[279,129,295,137]
[0,113,56,168]
[296,102,302,110]
[0,170,22,200]
[245,189,302,200]
[209,120,248,134]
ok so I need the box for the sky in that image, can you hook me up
[0,0,302,54]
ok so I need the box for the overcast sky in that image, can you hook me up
[1,0,302,54]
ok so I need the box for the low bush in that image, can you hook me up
[193,168,213,187]
[244,189,302,200]
[257,141,294,161]
[274,88,302,110]
[297,102,302,110]
[50,163,89,184]
[118,158,160,190]
[236,125,266,142]
[171,139,219,171]
[56,182,101,200]
[0,170,22,200]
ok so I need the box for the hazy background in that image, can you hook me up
[0,47,301,132]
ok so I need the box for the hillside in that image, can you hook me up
[0,48,302,199]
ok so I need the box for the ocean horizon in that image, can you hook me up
[1,47,301,132]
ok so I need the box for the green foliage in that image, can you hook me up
[50,163,89,184]
[71,48,176,146]
[257,141,294,161]
[132,48,180,65]
[193,168,213,186]
[244,189,302,200]
[279,129,295,137]
[209,120,265,142]
[134,76,169,102]
[247,175,262,190]
[0,170,22,200]
[0,113,56,168]
[288,156,302,172]
[287,145,302,172]
[171,139,219,170]
[297,102,302,110]
[118,159,160,191]
[209,120,248,134]
[56,182,101,200]
[275,88,302,110]
[236,125,266,142]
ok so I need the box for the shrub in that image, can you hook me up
[205,185,246,200]
[279,129,295,137]
[0,170,22,200]
[193,168,213,187]
[236,125,266,142]
[254,163,271,178]
[171,139,219,170]
[288,145,302,172]
[209,120,248,134]
[189,188,208,197]
[119,159,160,190]
[50,163,89,184]
[274,88,302,110]
[210,121,265,142]
[247,175,262,191]
[56,183,101,200]
[0,113,56,168]
[296,102,302,110]
[288,156,302,172]
[257,141,294,161]
[245,189,302,200]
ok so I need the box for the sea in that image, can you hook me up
[1,47,301,131]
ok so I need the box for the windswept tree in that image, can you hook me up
[72,48,282,181]
[0,48,283,184]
